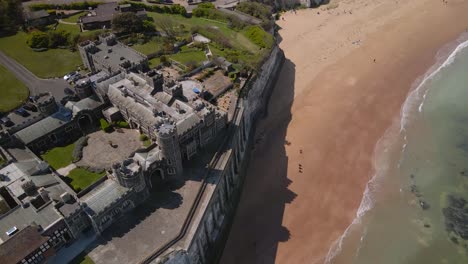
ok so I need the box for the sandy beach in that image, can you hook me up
[220,0,468,264]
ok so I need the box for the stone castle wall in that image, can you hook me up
[155,46,285,264]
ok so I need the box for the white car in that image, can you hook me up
[63,71,78,81]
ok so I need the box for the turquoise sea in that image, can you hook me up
[326,39,468,264]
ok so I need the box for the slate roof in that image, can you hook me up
[14,107,72,144]
[81,2,119,24]
[25,10,50,21]
[65,96,103,116]
[81,179,129,216]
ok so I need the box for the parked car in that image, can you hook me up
[63,71,78,81]
[14,108,30,117]
[70,74,82,83]
[23,103,37,112]
[0,117,13,127]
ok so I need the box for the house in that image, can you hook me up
[80,2,119,30]
[24,10,51,27]
[80,2,147,30]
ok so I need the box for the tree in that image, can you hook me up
[27,31,49,49]
[0,0,23,35]
[155,16,176,39]
[142,20,155,32]
[48,30,70,48]
[112,12,143,34]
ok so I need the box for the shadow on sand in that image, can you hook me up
[219,58,297,264]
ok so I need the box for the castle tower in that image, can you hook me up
[111,159,146,192]
[34,93,58,115]
[75,78,93,99]
[156,120,183,179]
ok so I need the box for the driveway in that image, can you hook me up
[0,51,69,100]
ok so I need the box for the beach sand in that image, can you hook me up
[220,0,468,264]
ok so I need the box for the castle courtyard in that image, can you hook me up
[78,129,145,170]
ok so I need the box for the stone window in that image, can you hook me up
[167,168,176,175]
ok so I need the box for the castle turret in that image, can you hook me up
[111,159,145,191]
[34,93,58,115]
[75,78,93,99]
[156,120,183,179]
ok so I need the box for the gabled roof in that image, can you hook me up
[25,10,50,21]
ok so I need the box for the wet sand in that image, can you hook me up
[221,0,468,263]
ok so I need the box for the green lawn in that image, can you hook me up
[146,12,269,68]
[41,143,75,170]
[67,168,105,192]
[147,12,258,52]
[0,64,29,113]
[170,46,206,66]
[62,12,84,23]
[0,32,81,78]
[131,36,165,55]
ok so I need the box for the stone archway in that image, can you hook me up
[148,169,165,190]
[77,113,94,133]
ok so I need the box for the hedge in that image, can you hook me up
[72,136,89,162]
[119,1,187,16]
[29,2,101,11]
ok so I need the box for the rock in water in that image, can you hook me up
[443,194,468,242]
[419,200,430,210]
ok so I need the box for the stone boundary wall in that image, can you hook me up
[156,46,284,264]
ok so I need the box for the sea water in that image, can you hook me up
[326,40,468,264]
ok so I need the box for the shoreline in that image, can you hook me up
[221,0,468,263]
[326,35,468,263]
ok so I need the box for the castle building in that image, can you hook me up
[78,33,148,74]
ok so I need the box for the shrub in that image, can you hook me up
[236,2,272,22]
[27,31,49,49]
[243,25,273,49]
[49,30,71,48]
[112,12,143,34]
[72,136,88,162]
[114,120,129,128]
[139,134,148,141]
[100,118,112,132]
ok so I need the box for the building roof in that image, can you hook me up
[81,179,129,216]
[65,96,103,116]
[0,225,49,264]
[85,39,147,74]
[25,10,50,21]
[81,2,119,24]
[14,107,72,144]
[0,202,62,242]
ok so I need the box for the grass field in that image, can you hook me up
[0,32,81,78]
[41,143,75,170]
[132,37,164,55]
[170,46,206,66]
[147,12,258,52]
[146,12,269,68]
[0,64,29,113]
[67,168,105,192]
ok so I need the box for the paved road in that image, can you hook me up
[0,51,68,100]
